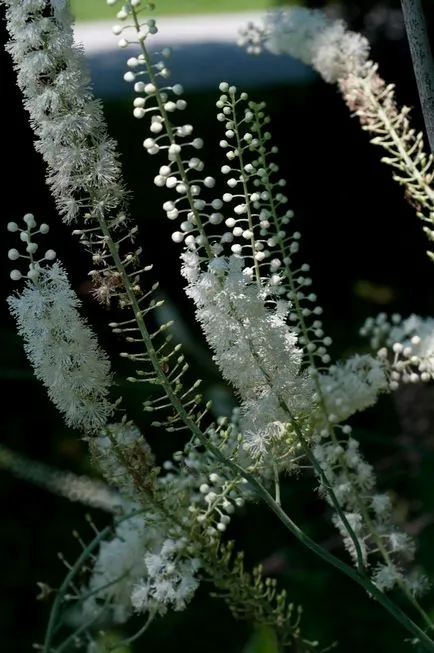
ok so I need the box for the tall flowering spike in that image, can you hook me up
[239,8,434,259]
[182,254,314,466]
[7,215,113,433]
[2,0,128,224]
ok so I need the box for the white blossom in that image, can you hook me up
[182,254,314,462]
[84,510,154,624]
[2,0,127,222]
[239,8,370,83]
[131,538,201,615]
[318,354,389,425]
[7,262,113,432]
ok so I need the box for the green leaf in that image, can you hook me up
[91,631,131,653]
[243,625,280,653]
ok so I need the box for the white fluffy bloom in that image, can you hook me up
[240,8,370,83]
[3,0,127,222]
[131,538,201,615]
[183,256,304,398]
[318,354,388,425]
[182,255,313,461]
[7,263,113,432]
[84,511,152,624]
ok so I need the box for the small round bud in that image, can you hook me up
[26,242,38,254]
[168,143,181,155]
[44,249,56,261]
[10,270,22,281]
[116,8,128,20]
[8,248,20,261]
[39,224,49,234]
[23,213,36,228]
[204,176,215,188]
[7,222,19,232]
[27,267,40,282]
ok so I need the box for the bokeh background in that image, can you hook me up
[2,1,434,651]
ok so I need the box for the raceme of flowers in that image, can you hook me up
[4,0,434,651]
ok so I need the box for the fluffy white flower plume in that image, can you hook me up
[84,510,152,624]
[131,538,201,615]
[182,254,313,461]
[7,262,113,432]
[239,8,370,83]
[84,514,201,623]
[318,354,388,425]
[2,0,127,222]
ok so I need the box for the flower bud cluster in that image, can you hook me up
[212,86,332,367]
[7,214,55,282]
[361,313,434,390]
[214,85,293,274]
[116,10,227,257]
[160,435,249,539]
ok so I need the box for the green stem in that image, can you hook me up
[43,509,145,653]
[227,459,434,652]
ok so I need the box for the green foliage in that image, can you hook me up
[69,0,277,22]
[243,625,280,653]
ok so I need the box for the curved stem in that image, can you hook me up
[227,457,434,652]
[43,509,145,653]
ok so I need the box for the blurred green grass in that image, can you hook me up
[70,0,276,22]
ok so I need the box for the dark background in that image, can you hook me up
[2,1,434,651]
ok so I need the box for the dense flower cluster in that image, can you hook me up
[4,0,434,650]
[8,260,113,432]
